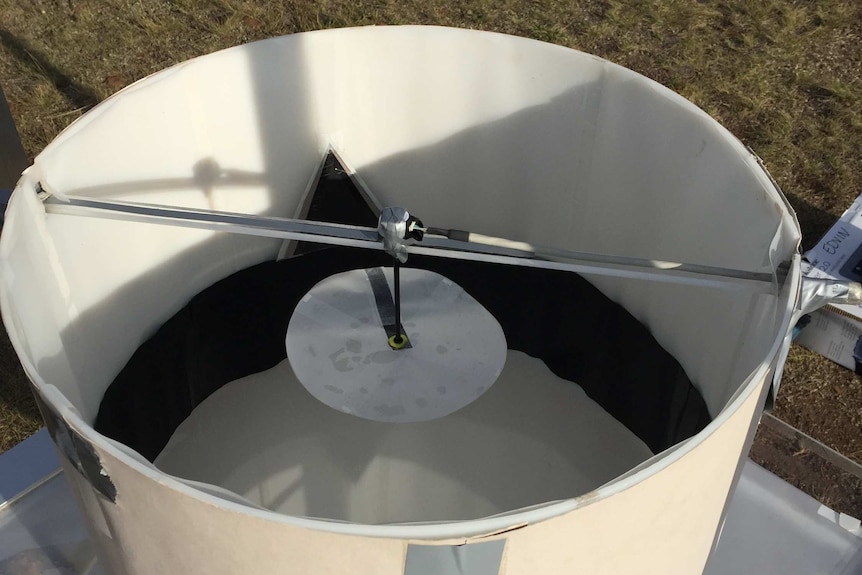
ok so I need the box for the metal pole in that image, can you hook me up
[393,259,403,345]
[42,193,785,291]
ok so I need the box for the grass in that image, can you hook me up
[0,0,860,512]
[2,1,861,240]
[0,326,38,452]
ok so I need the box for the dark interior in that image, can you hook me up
[95,153,711,461]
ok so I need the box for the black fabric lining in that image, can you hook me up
[94,150,710,461]
[293,152,379,256]
[94,246,711,461]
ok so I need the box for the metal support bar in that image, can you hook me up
[393,260,403,345]
[43,194,783,291]
[760,412,862,481]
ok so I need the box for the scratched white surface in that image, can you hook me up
[286,267,507,423]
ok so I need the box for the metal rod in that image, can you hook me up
[759,412,862,480]
[42,194,784,290]
[394,259,402,344]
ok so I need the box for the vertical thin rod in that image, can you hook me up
[394,259,402,343]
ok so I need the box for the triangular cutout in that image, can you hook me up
[279,149,382,258]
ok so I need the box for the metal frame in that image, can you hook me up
[42,192,782,291]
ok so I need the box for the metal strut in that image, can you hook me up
[42,194,786,291]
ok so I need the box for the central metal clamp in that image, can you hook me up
[377,207,425,263]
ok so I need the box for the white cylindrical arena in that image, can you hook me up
[0,27,800,575]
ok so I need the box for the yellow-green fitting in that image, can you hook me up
[388,334,409,350]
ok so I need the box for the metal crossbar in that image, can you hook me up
[43,194,784,291]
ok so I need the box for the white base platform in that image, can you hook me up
[154,351,653,524]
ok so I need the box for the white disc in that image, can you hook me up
[286,267,507,422]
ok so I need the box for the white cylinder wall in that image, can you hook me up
[0,27,800,575]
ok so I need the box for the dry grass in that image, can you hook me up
[777,345,862,463]
[0,323,38,450]
[2,0,861,239]
[0,0,860,511]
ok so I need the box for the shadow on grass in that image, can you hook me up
[783,191,844,252]
[0,28,99,112]
[0,316,42,453]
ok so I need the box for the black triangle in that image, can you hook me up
[291,151,380,256]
